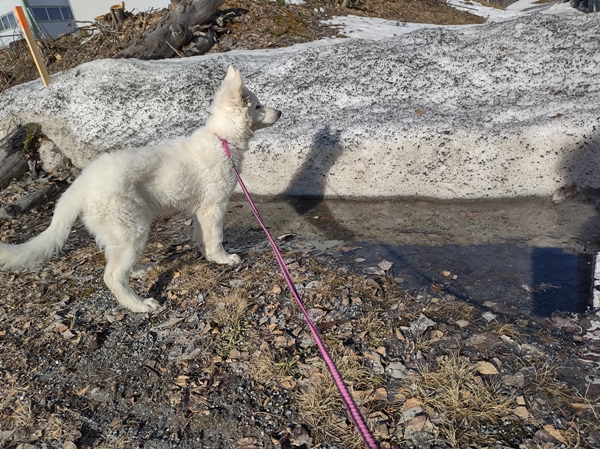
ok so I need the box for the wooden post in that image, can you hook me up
[13,6,50,87]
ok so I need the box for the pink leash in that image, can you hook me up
[221,139,380,449]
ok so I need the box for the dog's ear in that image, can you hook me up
[224,65,237,82]
[217,66,244,107]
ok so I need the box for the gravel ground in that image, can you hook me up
[1,171,600,449]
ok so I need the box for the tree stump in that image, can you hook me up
[117,0,224,60]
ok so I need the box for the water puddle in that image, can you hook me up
[227,191,600,317]
[341,242,594,317]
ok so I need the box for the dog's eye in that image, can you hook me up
[255,105,261,109]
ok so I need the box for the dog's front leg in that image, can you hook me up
[194,203,240,265]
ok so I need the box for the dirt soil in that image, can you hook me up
[1,171,600,449]
[2,1,600,449]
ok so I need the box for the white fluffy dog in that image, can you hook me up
[0,66,281,312]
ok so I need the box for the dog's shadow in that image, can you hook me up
[278,125,354,240]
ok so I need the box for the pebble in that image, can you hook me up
[386,361,408,379]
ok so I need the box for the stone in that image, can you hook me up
[476,361,498,375]
[482,311,497,322]
[502,372,525,388]
[409,314,436,336]
[386,361,408,379]
[455,319,470,328]
[513,406,529,420]
[38,139,67,173]
[520,344,545,358]
[364,351,384,374]
[465,333,503,352]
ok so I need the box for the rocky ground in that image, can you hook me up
[0,162,600,449]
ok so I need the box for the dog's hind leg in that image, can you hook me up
[103,244,159,312]
[195,203,240,265]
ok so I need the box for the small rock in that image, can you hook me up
[401,397,423,413]
[405,414,427,433]
[476,361,498,375]
[538,425,566,444]
[386,361,408,379]
[552,187,567,203]
[364,351,384,374]
[409,314,436,336]
[455,319,470,329]
[289,425,311,447]
[402,406,424,423]
[521,344,545,358]
[38,139,67,173]
[305,308,326,322]
[373,387,388,402]
[305,280,319,290]
[235,436,261,449]
[378,260,394,272]
[465,333,503,352]
[482,311,497,322]
[513,406,529,420]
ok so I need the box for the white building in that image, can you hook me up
[0,0,169,46]
[70,0,169,24]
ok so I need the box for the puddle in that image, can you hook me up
[226,191,600,317]
[341,242,594,317]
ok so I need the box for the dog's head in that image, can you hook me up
[211,66,281,134]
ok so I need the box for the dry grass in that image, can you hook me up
[524,361,575,406]
[491,322,523,342]
[425,298,476,322]
[296,372,365,449]
[250,349,299,385]
[295,348,385,448]
[207,290,250,358]
[403,352,517,447]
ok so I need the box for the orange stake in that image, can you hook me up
[14,6,50,87]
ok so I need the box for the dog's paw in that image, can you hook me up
[207,252,241,265]
[227,253,241,265]
[143,298,160,311]
[127,298,159,313]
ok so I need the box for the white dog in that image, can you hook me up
[0,66,281,312]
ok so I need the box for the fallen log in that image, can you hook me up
[117,0,224,60]
[0,181,66,220]
[0,124,42,191]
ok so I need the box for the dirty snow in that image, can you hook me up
[0,2,598,199]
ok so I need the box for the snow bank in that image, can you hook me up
[0,8,598,199]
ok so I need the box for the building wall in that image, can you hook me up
[69,0,169,23]
[26,0,76,38]
[0,0,168,46]
[0,0,76,44]
[0,0,23,47]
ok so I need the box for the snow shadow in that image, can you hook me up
[530,129,600,316]
[279,125,354,240]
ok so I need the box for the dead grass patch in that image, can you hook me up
[250,349,299,385]
[207,290,250,358]
[295,348,385,448]
[425,298,476,322]
[403,351,517,447]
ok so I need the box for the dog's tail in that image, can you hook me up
[0,186,84,270]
